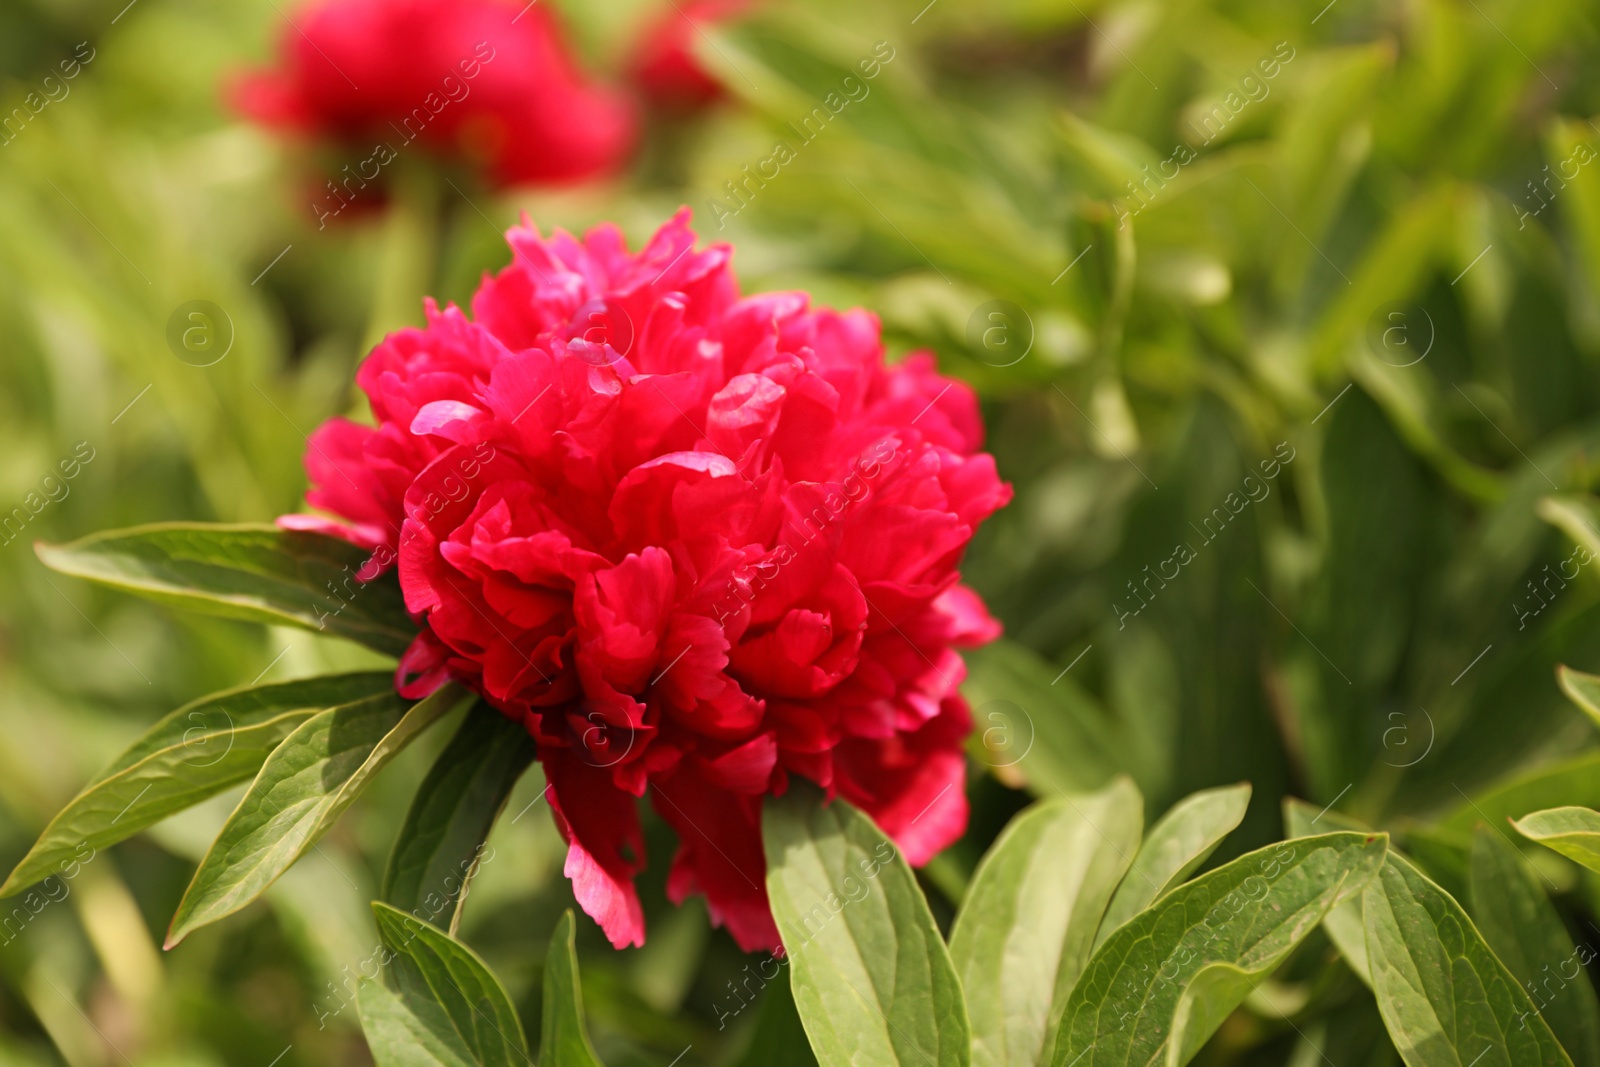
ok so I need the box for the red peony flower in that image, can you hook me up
[628,0,747,110]
[282,209,1010,951]
[233,0,636,189]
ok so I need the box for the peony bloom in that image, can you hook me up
[233,0,636,189]
[628,0,746,110]
[282,209,1010,951]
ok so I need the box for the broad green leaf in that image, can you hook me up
[1284,798,1375,985]
[1052,832,1388,1067]
[370,902,528,1066]
[382,707,535,934]
[0,672,392,897]
[729,967,819,1067]
[357,978,477,1067]
[1441,754,1600,835]
[541,910,605,1067]
[948,777,1142,1067]
[1513,807,1600,874]
[764,780,970,1067]
[1096,782,1252,947]
[1558,665,1600,731]
[1363,853,1573,1066]
[36,523,413,656]
[166,683,466,946]
[1470,827,1600,1067]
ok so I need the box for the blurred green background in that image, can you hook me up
[5,0,1600,1062]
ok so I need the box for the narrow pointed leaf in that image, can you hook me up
[1052,832,1388,1067]
[948,777,1142,1067]
[36,523,412,656]
[370,901,528,1066]
[382,706,535,932]
[0,672,392,897]
[541,910,605,1067]
[764,780,970,1067]
[1470,827,1600,1067]
[1096,782,1252,948]
[1512,807,1600,873]
[1363,852,1573,1066]
[166,683,466,946]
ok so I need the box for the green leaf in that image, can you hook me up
[357,978,477,1067]
[541,910,605,1067]
[36,522,413,656]
[165,683,467,946]
[0,671,392,897]
[1558,665,1600,731]
[1283,798,1375,986]
[763,780,970,1067]
[947,777,1142,1067]
[1363,852,1574,1066]
[382,707,535,934]
[1513,807,1600,874]
[1096,782,1252,948]
[1052,832,1388,1067]
[1469,826,1600,1067]
[369,901,529,1066]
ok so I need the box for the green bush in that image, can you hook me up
[5,0,1600,1063]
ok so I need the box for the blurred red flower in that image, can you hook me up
[629,0,746,110]
[282,210,1009,952]
[232,0,635,188]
